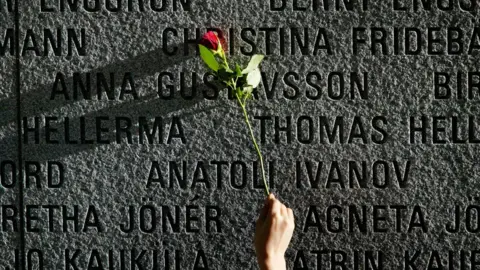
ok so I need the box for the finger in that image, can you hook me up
[281,204,288,217]
[259,194,275,221]
[266,193,275,207]
[258,196,271,221]
[288,208,294,221]
[270,198,282,217]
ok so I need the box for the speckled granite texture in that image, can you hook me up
[1,0,480,269]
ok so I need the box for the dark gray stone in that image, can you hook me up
[0,9,19,269]
[1,0,480,269]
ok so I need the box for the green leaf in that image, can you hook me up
[236,89,244,99]
[246,68,262,88]
[218,67,235,82]
[235,64,243,77]
[242,55,264,74]
[199,44,219,71]
[243,85,253,95]
[220,63,234,74]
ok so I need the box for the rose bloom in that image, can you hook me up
[199,31,227,52]
[216,30,227,52]
[199,31,220,50]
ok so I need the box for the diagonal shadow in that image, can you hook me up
[0,41,232,162]
[0,42,196,129]
[0,82,223,162]
[0,42,220,263]
[0,44,225,262]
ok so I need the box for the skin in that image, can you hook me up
[254,194,295,270]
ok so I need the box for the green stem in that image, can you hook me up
[235,92,270,196]
[220,51,230,69]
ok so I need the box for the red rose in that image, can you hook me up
[199,31,220,51]
[216,30,227,52]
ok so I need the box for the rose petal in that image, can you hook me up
[199,31,220,51]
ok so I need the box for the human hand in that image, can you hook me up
[254,193,295,270]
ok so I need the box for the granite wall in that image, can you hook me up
[1,0,480,269]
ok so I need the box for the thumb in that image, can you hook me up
[259,194,274,221]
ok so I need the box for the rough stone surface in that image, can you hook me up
[0,8,18,269]
[1,0,480,269]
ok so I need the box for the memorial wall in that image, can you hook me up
[1,0,480,269]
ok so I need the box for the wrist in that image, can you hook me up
[258,256,286,270]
